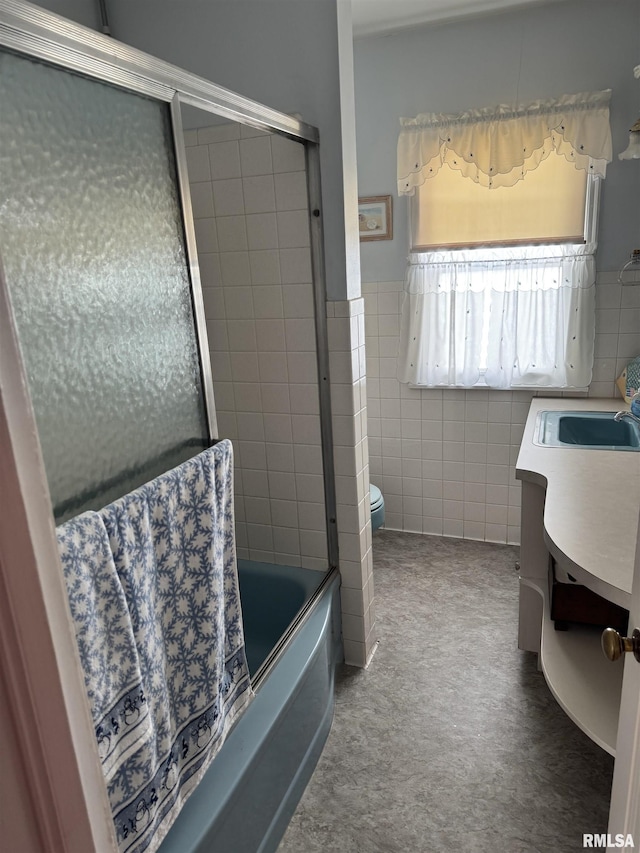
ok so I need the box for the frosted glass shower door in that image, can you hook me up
[0,50,210,521]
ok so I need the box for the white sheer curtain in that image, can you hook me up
[397,245,596,389]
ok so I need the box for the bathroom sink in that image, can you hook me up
[535,410,640,450]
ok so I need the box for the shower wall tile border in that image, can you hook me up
[327,298,377,667]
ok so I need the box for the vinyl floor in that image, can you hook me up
[278,530,614,853]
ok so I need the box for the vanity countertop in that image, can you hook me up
[516,397,640,609]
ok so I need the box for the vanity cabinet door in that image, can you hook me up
[607,518,640,843]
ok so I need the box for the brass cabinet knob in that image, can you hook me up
[601,627,640,663]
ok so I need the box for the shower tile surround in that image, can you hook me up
[186,124,376,666]
[363,270,640,546]
[186,122,326,568]
[326,298,376,667]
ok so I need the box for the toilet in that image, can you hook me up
[370,483,385,531]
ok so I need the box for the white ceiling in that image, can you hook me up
[350,0,567,38]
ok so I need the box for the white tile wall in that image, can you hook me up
[363,270,638,546]
[327,299,377,667]
[591,269,640,397]
[187,122,328,570]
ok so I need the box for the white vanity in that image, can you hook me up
[516,397,640,756]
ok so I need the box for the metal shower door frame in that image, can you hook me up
[0,0,338,570]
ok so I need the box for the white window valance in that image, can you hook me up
[398,89,612,194]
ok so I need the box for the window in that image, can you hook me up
[396,91,612,389]
[411,151,588,251]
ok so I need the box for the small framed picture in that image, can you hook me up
[358,195,393,242]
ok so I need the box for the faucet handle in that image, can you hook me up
[614,410,640,426]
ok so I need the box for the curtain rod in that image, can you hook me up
[400,90,611,130]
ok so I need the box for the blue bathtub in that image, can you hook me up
[159,561,342,853]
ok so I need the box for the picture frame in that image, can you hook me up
[358,195,393,242]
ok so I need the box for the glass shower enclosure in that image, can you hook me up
[0,1,342,848]
[0,0,340,751]
[0,3,337,592]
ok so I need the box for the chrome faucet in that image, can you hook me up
[614,410,640,426]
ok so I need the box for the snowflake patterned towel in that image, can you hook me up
[100,439,253,853]
[56,511,152,781]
